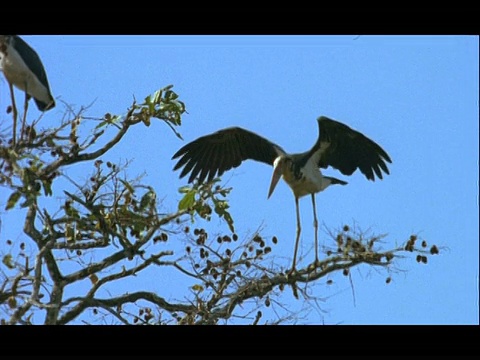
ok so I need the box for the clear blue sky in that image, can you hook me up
[1,35,478,324]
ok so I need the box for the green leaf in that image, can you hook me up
[214,200,229,215]
[64,191,84,204]
[5,191,21,210]
[191,284,204,292]
[142,113,151,127]
[144,94,152,105]
[66,225,75,242]
[120,179,135,194]
[65,205,80,219]
[95,121,108,130]
[139,191,154,210]
[2,254,15,269]
[223,212,235,233]
[178,190,196,211]
[151,89,162,103]
[178,185,192,194]
[42,180,53,196]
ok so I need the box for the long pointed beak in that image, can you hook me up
[267,165,283,199]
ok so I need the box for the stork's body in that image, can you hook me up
[271,152,346,198]
[0,35,55,146]
[172,116,392,272]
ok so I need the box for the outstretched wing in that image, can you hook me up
[172,127,286,183]
[315,116,392,181]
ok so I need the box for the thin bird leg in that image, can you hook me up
[291,196,301,273]
[312,194,319,266]
[8,83,18,147]
[21,84,29,142]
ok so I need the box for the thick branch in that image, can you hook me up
[39,113,133,179]
[197,253,392,324]
[23,205,63,281]
[8,238,58,324]
[58,251,173,324]
[59,292,196,325]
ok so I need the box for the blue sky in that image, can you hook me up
[1,35,478,324]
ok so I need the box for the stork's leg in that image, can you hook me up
[312,194,319,266]
[8,83,18,147]
[21,84,29,142]
[290,196,301,273]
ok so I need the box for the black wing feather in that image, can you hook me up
[316,116,392,181]
[172,127,286,184]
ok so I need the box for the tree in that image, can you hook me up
[0,85,440,325]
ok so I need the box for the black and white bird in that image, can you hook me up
[0,35,55,145]
[172,116,392,273]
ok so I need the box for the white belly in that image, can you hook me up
[0,46,52,104]
[282,158,326,198]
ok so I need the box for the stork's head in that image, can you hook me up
[268,156,292,199]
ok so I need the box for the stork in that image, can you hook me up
[0,35,55,146]
[172,116,392,273]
